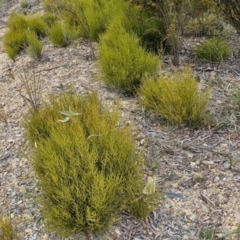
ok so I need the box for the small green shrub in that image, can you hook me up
[4,13,47,59]
[26,32,43,59]
[98,20,159,94]
[138,68,210,126]
[21,0,29,8]
[0,215,17,240]
[195,36,231,62]
[26,14,47,38]
[3,30,28,60]
[48,22,78,47]
[24,92,159,238]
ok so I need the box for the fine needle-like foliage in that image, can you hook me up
[138,68,210,127]
[98,20,160,94]
[195,36,231,62]
[0,215,17,240]
[24,92,160,238]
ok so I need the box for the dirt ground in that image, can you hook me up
[1,1,240,239]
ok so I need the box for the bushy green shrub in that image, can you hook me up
[48,22,79,47]
[4,13,46,59]
[138,68,210,126]
[195,36,231,62]
[3,30,28,60]
[98,20,159,94]
[24,92,159,238]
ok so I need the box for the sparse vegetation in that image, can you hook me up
[138,68,210,126]
[195,36,231,62]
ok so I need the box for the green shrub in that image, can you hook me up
[26,14,47,38]
[195,36,231,62]
[0,215,17,240]
[138,68,210,126]
[21,0,29,8]
[3,30,28,60]
[26,32,43,59]
[98,20,159,94]
[4,13,47,59]
[48,22,79,47]
[24,92,159,238]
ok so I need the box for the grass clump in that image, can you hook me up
[195,36,231,62]
[24,92,159,238]
[48,22,79,47]
[26,32,43,59]
[3,30,27,60]
[21,0,29,8]
[3,13,46,59]
[138,68,210,126]
[98,20,159,94]
[0,215,17,240]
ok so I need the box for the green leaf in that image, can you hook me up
[59,110,80,116]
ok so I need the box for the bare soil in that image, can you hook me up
[1,1,240,240]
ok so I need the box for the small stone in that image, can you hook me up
[223,162,230,169]
[41,234,48,240]
[114,228,121,235]
[202,160,214,165]
[25,228,33,236]
[19,185,26,194]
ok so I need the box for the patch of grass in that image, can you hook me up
[48,22,78,47]
[0,215,17,240]
[21,0,29,9]
[26,32,43,59]
[24,92,160,238]
[138,68,210,126]
[98,20,159,94]
[3,30,28,60]
[4,13,47,59]
[26,14,47,38]
[195,36,231,62]
[197,226,218,240]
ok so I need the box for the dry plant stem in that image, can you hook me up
[0,106,8,123]
[18,63,42,112]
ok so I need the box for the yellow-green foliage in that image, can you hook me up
[0,215,17,240]
[26,32,43,59]
[24,92,159,237]
[98,20,159,94]
[195,37,231,62]
[138,69,210,126]
[4,13,46,59]
[3,30,27,60]
[48,22,80,47]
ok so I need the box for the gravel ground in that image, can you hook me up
[1,1,240,240]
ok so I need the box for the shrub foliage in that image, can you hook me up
[138,69,210,126]
[195,36,231,62]
[98,20,159,94]
[3,13,46,59]
[24,92,159,238]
